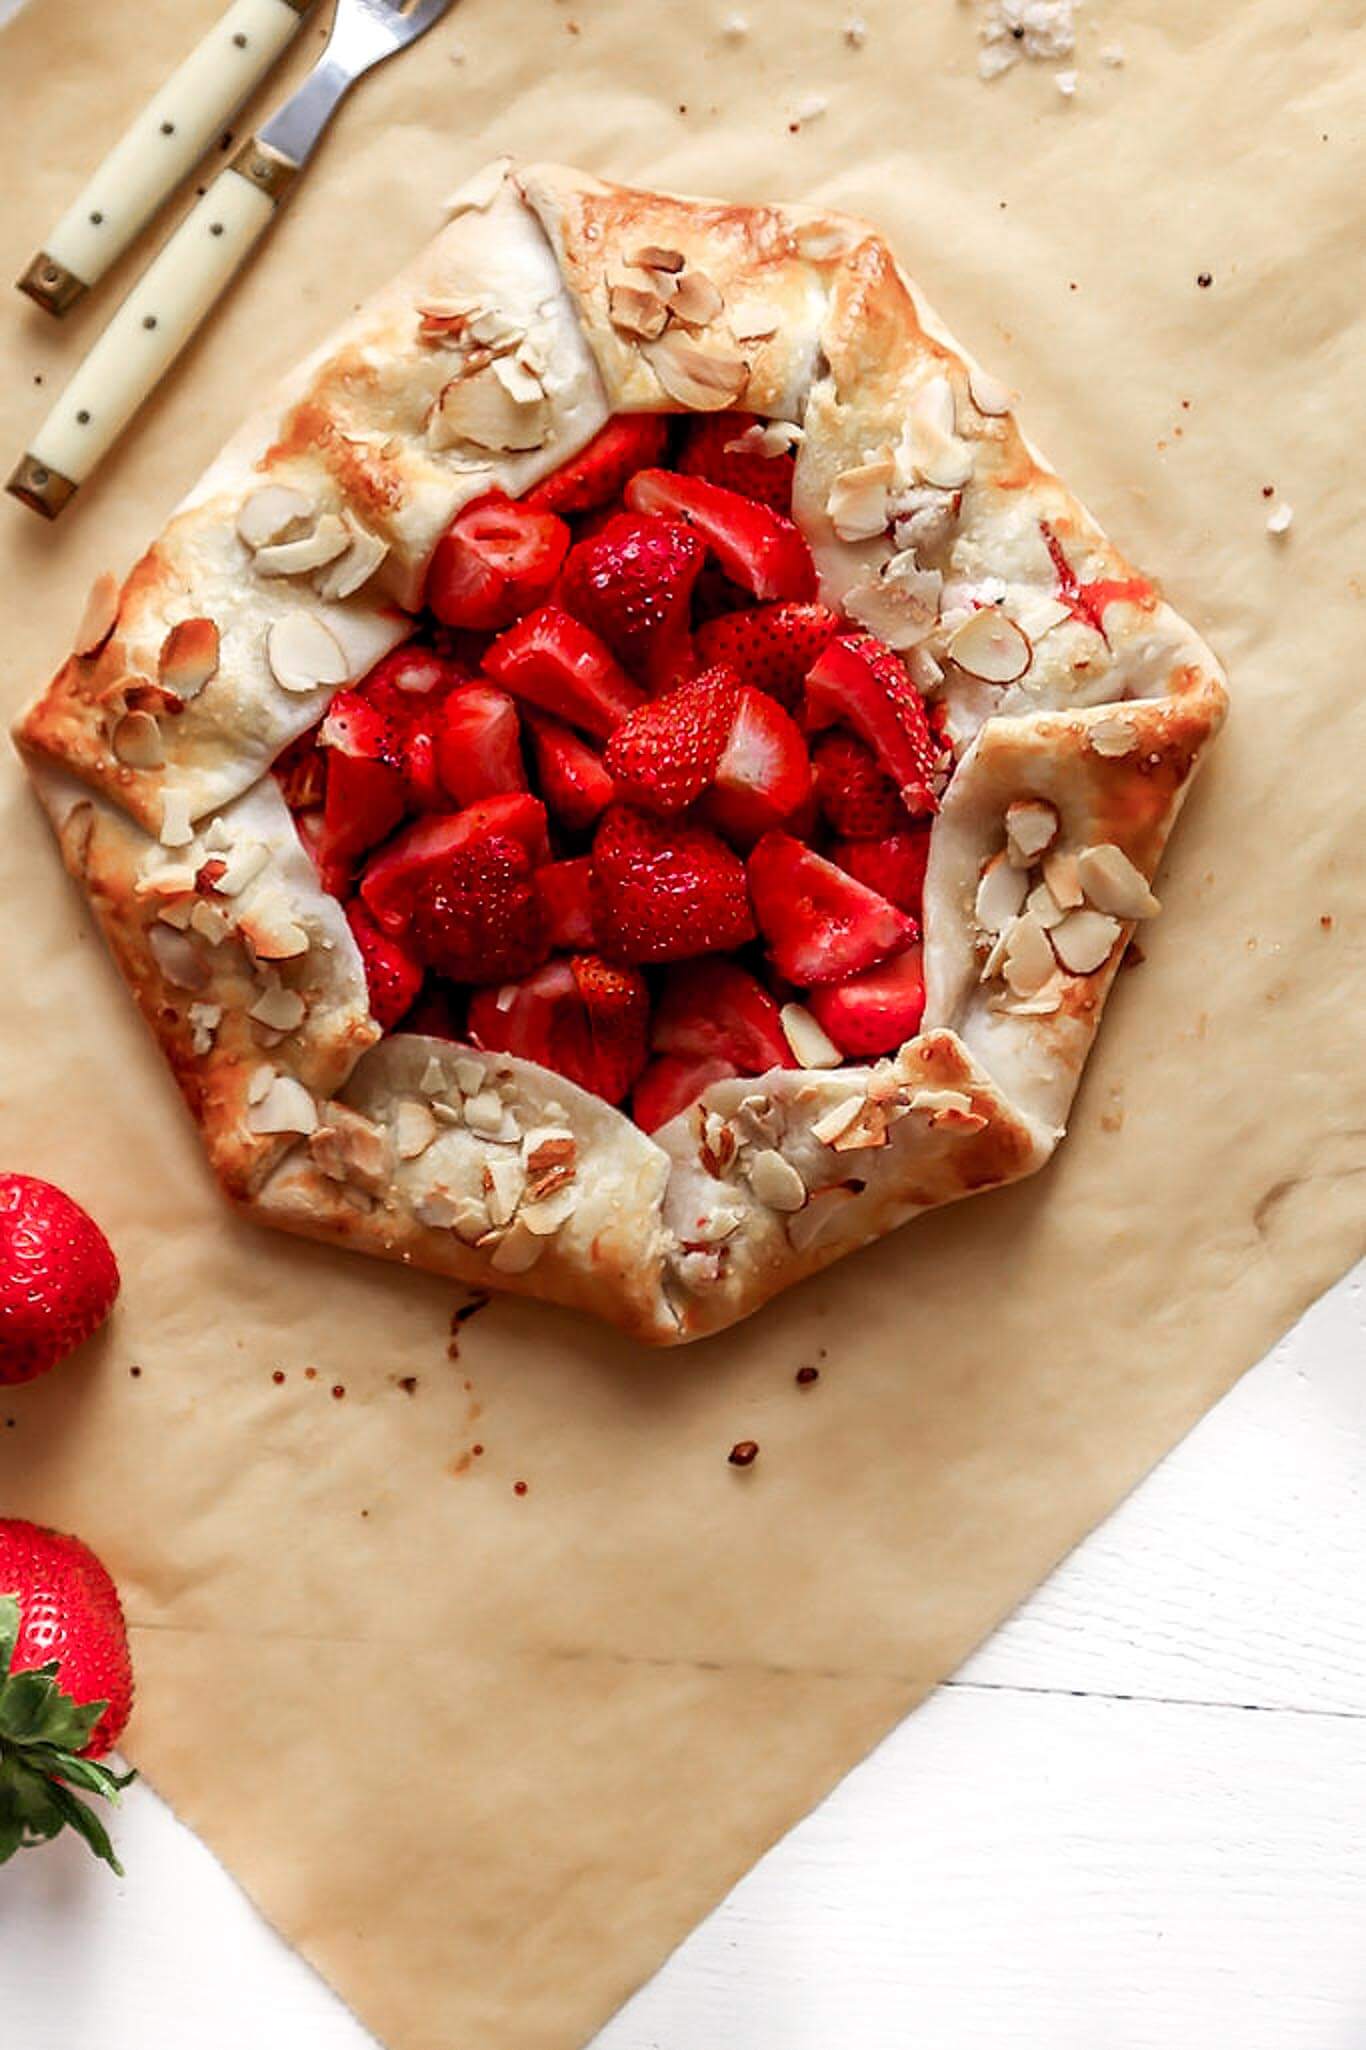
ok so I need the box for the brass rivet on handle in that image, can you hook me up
[6,454,77,520]
[16,252,87,318]
[229,139,299,204]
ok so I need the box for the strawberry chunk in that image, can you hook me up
[804,634,941,814]
[653,960,792,1073]
[467,954,649,1104]
[425,494,569,631]
[593,804,755,964]
[535,856,596,949]
[523,415,669,517]
[434,683,527,807]
[359,795,551,983]
[748,831,916,984]
[525,714,616,832]
[705,686,812,845]
[603,665,740,815]
[633,1053,739,1133]
[483,605,646,740]
[345,899,424,1032]
[677,413,795,512]
[807,946,926,1056]
[694,602,841,711]
[831,829,932,916]
[811,730,904,838]
[625,469,817,603]
[273,729,326,814]
[558,512,704,689]
[316,694,409,888]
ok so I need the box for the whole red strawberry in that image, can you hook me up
[0,1175,119,1385]
[0,1520,135,1872]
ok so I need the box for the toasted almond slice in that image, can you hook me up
[315,519,388,602]
[187,1001,222,1054]
[669,269,724,326]
[729,304,782,342]
[111,709,164,769]
[248,983,306,1032]
[992,972,1066,1017]
[809,1095,865,1146]
[967,364,1014,416]
[266,612,349,696]
[1041,849,1082,909]
[1002,910,1057,995]
[158,787,195,848]
[520,1184,579,1236]
[464,1088,506,1137]
[908,375,975,490]
[644,330,749,411]
[452,1055,487,1095]
[1025,880,1066,929]
[843,562,942,649]
[630,244,686,274]
[827,455,895,542]
[492,353,546,406]
[237,484,315,551]
[252,514,352,578]
[726,419,803,457]
[240,891,310,960]
[246,1074,317,1136]
[975,852,1029,933]
[156,616,220,702]
[747,1148,807,1213]
[1077,843,1160,918]
[780,1003,843,1069]
[1005,797,1059,867]
[1009,589,1074,642]
[948,608,1033,683]
[428,365,550,453]
[213,839,271,897]
[483,1152,526,1228]
[608,283,670,341]
[246,1064,276,1105]
[74,573,120,658]
[147,924,208,991]
[189,898,233,945]
[394,1099,438,1159]
[1050,907,1122,975]
[1089,713,1138,757]
[489,1218,545,1273]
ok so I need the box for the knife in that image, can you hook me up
[17,0,320,318]
[7,0,457,520]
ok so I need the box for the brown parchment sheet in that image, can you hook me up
[0,0,1363,2042]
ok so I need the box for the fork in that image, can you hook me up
[7,0,459,520]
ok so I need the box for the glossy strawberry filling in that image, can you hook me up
[275,412,950,1128]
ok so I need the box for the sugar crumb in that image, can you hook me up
[1266,501,1294,536]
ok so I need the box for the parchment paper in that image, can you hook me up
[1,1,1362,2043]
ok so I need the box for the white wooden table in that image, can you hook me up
[4,1264,1363,2048]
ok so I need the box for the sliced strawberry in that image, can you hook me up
[467,954,648,1104]
[483,605,646,740]
[329,647,469,817]
[535,856,596,949]
[571,954,651,1103]
[677,413,795,512]
[316,696,408,888]
[748,831,916,984]
[273,729,326,813]
[603,665,740,815]
[345,899,424,1032]
[807,946,926,1056]
[694,602,840,711]
[652,960,792,1073]
[425,494,569,631]
[557,512,704,690]
[434,683,527,807]
[811,730,904,838]
[625,470,817,603]
[359,794,550,983]
[362,644,466,709]
[523,415,669,517]
[592,804,755,964]
[525,713,616,832]
[633,1053,739,1133]
[831,829,932,916]
[804,634,941,814]
[705,686,812,845]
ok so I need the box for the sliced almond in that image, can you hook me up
[1025,880,1066,930]
[843,560,942,649]
[314,519,388,602]
[246,1064,275,1105]
[252,515,352,578]
[826,455,894,543]
[491,353,546,406]
[1002,910,1057,996]
[1004,798,1059,867]
[519,1184,579,1236]
[1009,589,1074,643]
[967,364,1014,417]
[148,924,207,991]
[746,1148,807,1213]
[213,839,271,898]
[992,972,1066,1017]
[1050,907,1122,975]
[394,1100,438,1159]
[158,787,195,848]
[488,1218,545,1273]
[907,376,975,490]
[726,419,802,457]
[246,1074,318,1136]
[73,573,120,658]
[810,1095,865,1147]
[463,1088,506,1137]
[239,892,310,960]
[644,330,749,411]
[629,244,686,274]
[158,616,220,701]
[1076,843,1160,919]
[111,709,164,769]
[187,1001,222,1055]
[1042,848,1084,909]
[189,898,233,945]
[452,1055,487,1096]
[729,304,782,342]
[780,1003,843,1069]
[1089,713,1138,758]
[669,269,724,326]
[948,608,1033,683]
[428,364,550,453]
[482,1152,526,1228]
[975,852,1029,933]
[308,1108,390,1193]
[248,983,307,1032]
[236,484,315,552]
[266,612,349,696]
[608,283,670,341]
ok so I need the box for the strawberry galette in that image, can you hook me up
[15,162,1227,1344]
